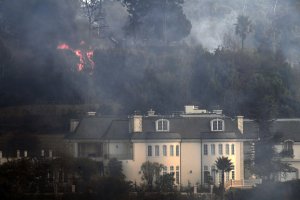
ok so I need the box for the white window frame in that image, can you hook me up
[156,119,170,132]
[283,140,294,152]
[210,119,225,131]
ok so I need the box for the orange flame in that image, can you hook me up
[57,42,94,72]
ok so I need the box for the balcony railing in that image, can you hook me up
[225,179,262,190]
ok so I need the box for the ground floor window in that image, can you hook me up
[176,166,180,184]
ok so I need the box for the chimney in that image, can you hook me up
[130,112,143,133]
[237,116,244,134]
[70,119,80,132]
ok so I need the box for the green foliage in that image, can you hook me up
[254,121,294,182]
[107,158,125,180]
[235,15,252,49]
[140,161,164,191]
[155,173,175,192]
[119,0,191,42]
[72,158,100,181]
[215,156,234,199]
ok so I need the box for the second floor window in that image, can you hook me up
[176,145,180,156]
[148,145,152,156]
[226,144,229,155]
[156,119,170,132]
[218,144,223,155]
[155,145,159,156]
[163,145,167,156]
[231,144,235,155]
[282,140,294,157]
[211,144,215,155]
[170,145,174,156]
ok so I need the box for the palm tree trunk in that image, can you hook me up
[221,170,225,200]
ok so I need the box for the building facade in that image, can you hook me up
[66,105,258,187]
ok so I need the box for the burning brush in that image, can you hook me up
[57,41,95,73]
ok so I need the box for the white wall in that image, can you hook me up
[109,142,131,160]
[122,141,180,185]
[201,141,243,184]
[181,142,202,186]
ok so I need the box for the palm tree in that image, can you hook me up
[235,15,252,50]
[215,156,234,199]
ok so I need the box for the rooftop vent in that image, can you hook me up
[87,111,96,116]
[184,105,207,114]
[213,110,223,115]
[147,109,155,116]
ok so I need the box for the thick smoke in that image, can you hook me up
[183,0,300,64]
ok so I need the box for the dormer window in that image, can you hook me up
[282,140,294,158]
[156,119,169,132]
[211,119,224,132]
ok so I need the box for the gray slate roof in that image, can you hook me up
[68,115,258,141]
[270,119,300,141]
[66,116,119,140]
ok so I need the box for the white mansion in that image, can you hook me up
[66,105,259,187]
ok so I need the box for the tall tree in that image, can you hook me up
[107,158,125,180]
[119,0,191,43]
[215,156,233,200]
[235,15,252,50]
[140,161,163,191]
[81,0,107,40]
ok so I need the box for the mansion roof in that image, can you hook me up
[67,114,259,141]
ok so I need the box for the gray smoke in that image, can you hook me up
[182,0,300,64]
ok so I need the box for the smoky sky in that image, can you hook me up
[183,0,300,64]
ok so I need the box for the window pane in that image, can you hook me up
[218,144,223,155]
[218,121,223,130]
[155,145,159,156]
[232,171,235,180]
[204,144,208,155]
[231,144,235,155]
[213,121,218,130]
[163,120,168,130]
[170,145,174,156]
[176,145,180,156]
[226,144,229,155]
[163,145,167,156]
[170,166,174,175]
[211,144,215,155]
[158,121,163,130]
[148,146,152,156]
[176,171,180,184]
[163,166,167,175]
[226,172,229,182]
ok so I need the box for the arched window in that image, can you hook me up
[156,119,170,132]
[282,140,294,157]
[210,119,224,131]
